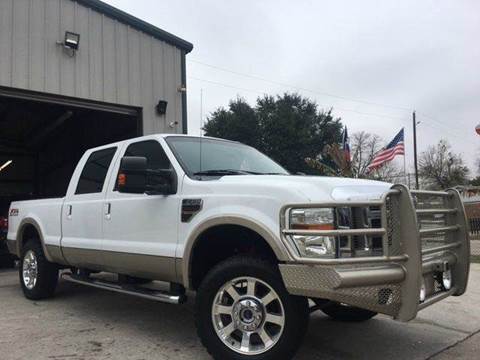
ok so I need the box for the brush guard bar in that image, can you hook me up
[279,184,470,321]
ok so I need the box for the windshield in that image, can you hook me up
[166,137,289,177]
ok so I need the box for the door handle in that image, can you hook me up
[67,205,72,220]
[105,202,112,220]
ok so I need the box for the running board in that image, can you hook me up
[61,273,186,304]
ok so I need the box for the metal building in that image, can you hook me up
[0,0,193,216]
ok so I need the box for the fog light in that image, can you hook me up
[419,280,426,302]
[442,269,452,290]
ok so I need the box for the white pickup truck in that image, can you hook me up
[7,134,470,359]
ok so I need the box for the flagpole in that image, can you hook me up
[403,127,407,186]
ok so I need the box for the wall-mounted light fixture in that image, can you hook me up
[57,31,80,57]
[156,100,168,115]
[64,31,80,50]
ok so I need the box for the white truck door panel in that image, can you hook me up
[102,194,179,257]
[61,147,118,267]
[102,139,180,270]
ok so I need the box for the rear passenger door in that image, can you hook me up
[61,147,118,269]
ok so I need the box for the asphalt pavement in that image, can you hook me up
[0,264,479,359]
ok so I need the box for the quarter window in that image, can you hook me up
[75,147,117,195]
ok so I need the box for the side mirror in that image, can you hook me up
[147,168,177,195]
[117,156,177,195]
[117,156,147,194]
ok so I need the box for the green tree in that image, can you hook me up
[470,176,480,186]
[203,98,260,149]
[203,93,343,174]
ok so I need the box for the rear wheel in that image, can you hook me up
[20,240,58,300]
[321,302,377,322]
[195,257,309,360]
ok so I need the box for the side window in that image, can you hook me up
[124,140,171,170]
[75,147,117,195]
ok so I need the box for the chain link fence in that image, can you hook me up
[464,202,480,262]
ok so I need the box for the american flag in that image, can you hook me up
[342,126,351,163]
[367,128,405,172]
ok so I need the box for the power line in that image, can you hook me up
[188,76,407,121]
[188,58,478,144]
[188,74,478,147]
[188,58,413,112]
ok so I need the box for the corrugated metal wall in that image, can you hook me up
[0,0,184,134]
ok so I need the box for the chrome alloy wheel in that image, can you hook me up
[211,276,285,355]
[22,250,38,290]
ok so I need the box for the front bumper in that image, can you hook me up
[279,185,470,321]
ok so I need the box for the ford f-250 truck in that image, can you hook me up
[7,134,470,359]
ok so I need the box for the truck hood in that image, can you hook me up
[215,175,392,203]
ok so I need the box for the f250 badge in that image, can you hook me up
[9,208,19,217]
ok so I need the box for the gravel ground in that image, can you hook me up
[0,264,479,360]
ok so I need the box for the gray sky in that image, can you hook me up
[106,0,480,174]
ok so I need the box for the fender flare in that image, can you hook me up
[16,218,54,262]
[180,215,292,289]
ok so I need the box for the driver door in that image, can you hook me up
[102,139,180,282]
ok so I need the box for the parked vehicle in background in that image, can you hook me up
[0,214,16,268]
[6,134,470,359]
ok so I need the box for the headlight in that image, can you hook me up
[289,208,336,258]
[290,208,334,230]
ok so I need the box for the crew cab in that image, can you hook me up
[6,134,470,359]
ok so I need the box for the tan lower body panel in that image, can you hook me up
[46,245,69,266]
[61,247,177,283]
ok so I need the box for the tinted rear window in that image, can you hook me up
[75,147,116,195]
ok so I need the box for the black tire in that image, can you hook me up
[19,240,58,300]
[321,302,377,322]
[195,257,309,360]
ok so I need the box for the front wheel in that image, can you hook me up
[195,257,309,360]
[20,240,58,300]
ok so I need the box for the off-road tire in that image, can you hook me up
[20,240,58,300]
[321,302,377,322]
[195,256,309,360]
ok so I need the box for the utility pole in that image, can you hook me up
[200,88,203,136]
[413,111,419,189]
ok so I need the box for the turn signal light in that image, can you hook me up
[290,224,335,230]
[118,173,126,187]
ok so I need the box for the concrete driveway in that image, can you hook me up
[0,264,479,360]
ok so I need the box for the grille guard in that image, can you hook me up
[279,184,470,321]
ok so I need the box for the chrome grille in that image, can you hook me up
[335,206,384,258]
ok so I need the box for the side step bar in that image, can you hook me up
[62,273,186,305]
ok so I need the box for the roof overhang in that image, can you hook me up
[76,0,193,53]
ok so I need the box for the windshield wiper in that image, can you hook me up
[193,169,250,176]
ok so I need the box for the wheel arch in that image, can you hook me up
[180,215,291,290]
[16,218,54,262]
